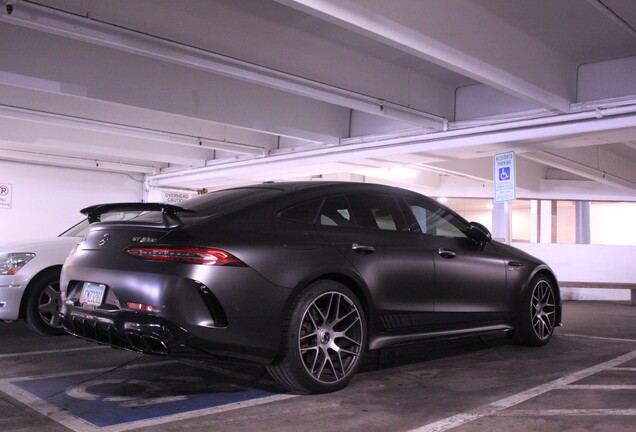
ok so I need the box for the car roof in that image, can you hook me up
[175,181,427,221]
[235,181,416,195]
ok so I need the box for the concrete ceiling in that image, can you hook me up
[1,0,636,201]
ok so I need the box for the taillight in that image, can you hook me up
[126,246,246,267]
[126,302,161,313]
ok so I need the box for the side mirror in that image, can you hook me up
[467,221,492,244]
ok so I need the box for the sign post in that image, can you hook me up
[494,152,516,203]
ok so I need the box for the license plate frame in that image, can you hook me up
[79,282,106,307]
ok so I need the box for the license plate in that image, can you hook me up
[80,282,106,307]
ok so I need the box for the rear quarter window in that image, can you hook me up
[278,199,322,224]
[278,195,355,228]
[279,193,409,232]
[346,193,407,231]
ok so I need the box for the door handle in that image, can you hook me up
[352,243,375,254]
[438,248,457,259]
[508,261,523,268]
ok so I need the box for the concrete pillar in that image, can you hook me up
[551,201,558,243]
[575,201,591,244]
[539,200,553,243]
[492,201,511,244]
[530,200,539,243]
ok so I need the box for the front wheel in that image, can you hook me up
[267,280,366,393]
[515,275,557,346]
[25,269,66,336]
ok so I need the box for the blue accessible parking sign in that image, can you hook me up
[498,167,511,181]
[494,152,516,203]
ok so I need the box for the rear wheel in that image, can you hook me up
[267,280,366,393]
[515,275,557,346]
[25,269,65,336]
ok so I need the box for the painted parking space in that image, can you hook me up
[0,359,294,432]
[408,344,636,432]
[1,305,634,432]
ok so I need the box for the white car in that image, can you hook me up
[0,211,141,335]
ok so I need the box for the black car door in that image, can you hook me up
[314,194,437,331]
[402,197,508,326]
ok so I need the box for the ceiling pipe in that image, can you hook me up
[1,1,447,130]
[147,103,636,187]
[0,105,268,156]
[340,103,636,147]
[520,151,636,192]
[0,147,156,174]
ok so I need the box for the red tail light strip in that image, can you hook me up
[126,247,246,266]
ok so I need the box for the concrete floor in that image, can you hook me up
[0,301,634,432]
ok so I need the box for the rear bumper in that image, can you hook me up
[62,307,188,355]
[60,252,292,365]
[61,296,280,364]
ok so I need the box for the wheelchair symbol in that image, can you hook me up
[498,167,510,181]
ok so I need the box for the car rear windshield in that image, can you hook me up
[60,211,146,237]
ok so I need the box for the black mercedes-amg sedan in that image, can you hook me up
[60,181,561,393]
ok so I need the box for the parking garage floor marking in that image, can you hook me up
[0,359,296,432]
[408,349,636,432]
[497,409,636,417]
[0,345,109,359]
[561,333,636,343]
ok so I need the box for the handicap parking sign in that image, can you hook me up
[494,152,515,202]
[498,167,510,181]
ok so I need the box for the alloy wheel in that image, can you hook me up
[530,279,556,340]
[297,291,363,384]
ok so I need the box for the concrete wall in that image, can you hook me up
[514,242,636,301]
[0,161,143,243]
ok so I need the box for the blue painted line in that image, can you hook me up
[13,361,280,428]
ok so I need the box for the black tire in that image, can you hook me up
[267,280,366,393]
[515,275,557,346]
[25,269,66,336]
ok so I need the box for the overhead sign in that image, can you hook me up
[161,191,197,204]
[493,152,516,203]
[0,183,12,209]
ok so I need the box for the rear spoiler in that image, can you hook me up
[80,203,196,229]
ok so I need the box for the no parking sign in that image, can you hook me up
[0,183,12,209]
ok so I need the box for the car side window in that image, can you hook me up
[347,194,406,231]
[404,198,467,239]
[278,199,322,224]
[318,195,355,227]
[280,194,407,231]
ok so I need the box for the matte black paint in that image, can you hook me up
[60,182,561,365]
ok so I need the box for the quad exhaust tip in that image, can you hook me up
[124,330,169,355]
